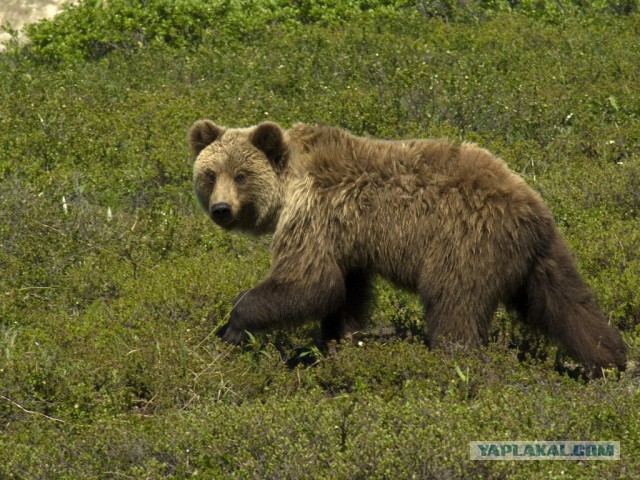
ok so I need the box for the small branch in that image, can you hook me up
[34,220,154,273]
[1,395,65,424]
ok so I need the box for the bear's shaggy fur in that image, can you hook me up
[189,120,627,371]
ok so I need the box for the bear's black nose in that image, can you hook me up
[210,202,233,225]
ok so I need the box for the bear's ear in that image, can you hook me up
[189,120,224,156]
[250,122,288,168]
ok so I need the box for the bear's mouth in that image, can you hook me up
[221,204,261,232]
[211,214,237,229]
[213,218,234,228]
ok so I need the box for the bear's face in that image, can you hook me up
[189,120,288,234]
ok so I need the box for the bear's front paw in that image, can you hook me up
[216,321,247,345]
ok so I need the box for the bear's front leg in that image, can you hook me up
[216,290,257,345]
[216,263,347,345]
[320,270,373,344]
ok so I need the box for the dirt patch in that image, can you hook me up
[0,0,80,50]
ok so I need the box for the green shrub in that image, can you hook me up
[10,0,639,64]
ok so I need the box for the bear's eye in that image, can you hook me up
[234,173,247,184]
[205,171,217,184]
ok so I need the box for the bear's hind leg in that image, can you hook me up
[507,234,626,371]
[321,270,372,344]
[419,286,498,349]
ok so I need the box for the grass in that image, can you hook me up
[1,1,639,477]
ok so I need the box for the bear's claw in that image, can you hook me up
[216,322,246,345]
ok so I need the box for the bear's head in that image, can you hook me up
[189,120,289,234]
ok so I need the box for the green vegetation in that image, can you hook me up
[1,0,639,477]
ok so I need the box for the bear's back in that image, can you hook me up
[287,124,527,204]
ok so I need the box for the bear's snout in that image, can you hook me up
[210,202,233,225]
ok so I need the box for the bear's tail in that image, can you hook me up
[513,228,627,372]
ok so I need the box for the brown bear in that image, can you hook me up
[189,120,627,372]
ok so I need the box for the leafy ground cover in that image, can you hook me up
[1,1,639,478]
